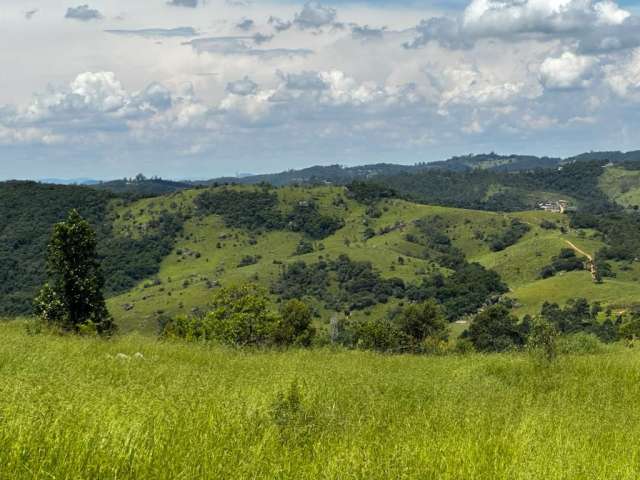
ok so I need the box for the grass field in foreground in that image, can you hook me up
[2,321,640,479]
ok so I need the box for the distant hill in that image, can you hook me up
[35,150,640,195]
[202,150,640,187]
[92,177,194,197]
[39,178,101,186]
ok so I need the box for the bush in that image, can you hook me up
[396,300,448,346]
[487,219,530,252]
[354,317,405,353]
[556,332,606,355]
[161,284,280,347]
[467,305,526,352]
[294,240,314,256]
[275,300,316,347]
[527,319,558,362]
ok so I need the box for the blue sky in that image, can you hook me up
[1,0,640,179]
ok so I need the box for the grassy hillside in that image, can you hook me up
[2,321,640,479]
[4,169,640,330]
[599,167,640,208]
[0,181,188,316]
[105,184,640,333]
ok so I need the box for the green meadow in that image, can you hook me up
[2,321,640,479]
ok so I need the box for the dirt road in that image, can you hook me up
[565,240,597,281]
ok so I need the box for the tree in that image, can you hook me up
[527,319,558,362]
[202,284,280,346]
[276,300,315,346]
[467,305,525,352]
[397,300,448,344]
[34,209,115,335]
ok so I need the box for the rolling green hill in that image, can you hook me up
[104,184,639,333]
[599,167,640,208]
[4,160,640,333]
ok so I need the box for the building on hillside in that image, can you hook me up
[538,200,569,213]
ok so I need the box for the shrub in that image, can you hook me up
[556,332,606,355]
[269,380,317,445]
[294,240,314,256]
[467,305,526,352]
[396,300,448,346]
[354,317,405,353]
[527,319,558,362]
[161,284,280,347]
[487,219,530,252]
[275,300,316,347]
[618,313,640,340]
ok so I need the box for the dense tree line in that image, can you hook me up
[272,254,405,312]
[377,161,615,212]
[403,216,508,319]
[195,188,343,239]
[540,249,586,279]
[486,219,530,252]
[345,181,397,205]
[570,209,640,265]
[0,182,185,315]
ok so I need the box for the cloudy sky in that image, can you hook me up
[2,0,640,179]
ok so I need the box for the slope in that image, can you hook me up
[106,185,640,333]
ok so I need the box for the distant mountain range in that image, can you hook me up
[39,178,102,186]
[37,150,640,195]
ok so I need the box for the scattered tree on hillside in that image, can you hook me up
[396,300,448,345]
[466,304,526,352]
[276,300,316,347]
[34,209,115,335]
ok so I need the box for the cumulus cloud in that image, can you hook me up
[252,33,274,44]
[278,71,329,91]
[604,49,640,100]
[268,16,292,32]
[407,0,636,53]
[5,0,640,178]
[65,5,102,21]
[294,2,338,30]
[105,27,198,38]
[539,51,597,89]
[236,19,255,31]
[351,25,386,40]
[577,17,640,53]
[404,17,471,50]
[426,64,526,110]
[226,77,259,96]
[462,0,629,36]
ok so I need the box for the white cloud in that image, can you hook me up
[1,0,639,178]
[226,77,259,96]
[539,51,597,89]
[462,0,630,36]
[604,48,640,99]
[65,4,102,21]
[294,2,338,30]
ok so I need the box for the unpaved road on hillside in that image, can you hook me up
[564,240,593,262]
[565,240,597,280]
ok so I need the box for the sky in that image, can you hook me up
[2,0,640,180]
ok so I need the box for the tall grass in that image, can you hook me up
[1,320,640,479]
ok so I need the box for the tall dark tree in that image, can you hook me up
[467,304,525,352]
[397,300,448,344]
[34,209,115,335]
